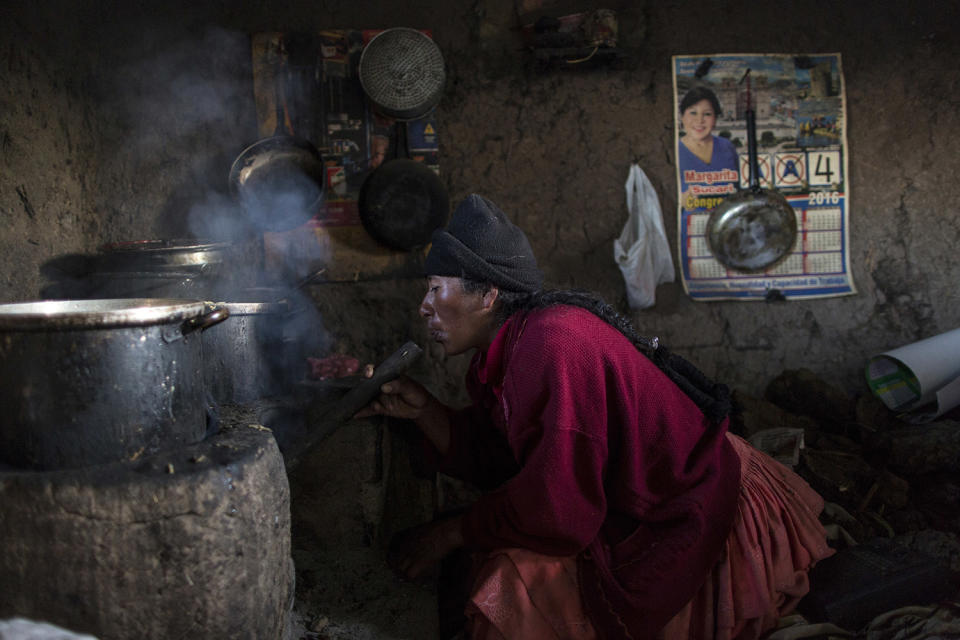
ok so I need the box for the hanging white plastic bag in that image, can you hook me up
[613,164,675,309]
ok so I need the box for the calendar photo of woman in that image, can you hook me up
[672,53,855,302]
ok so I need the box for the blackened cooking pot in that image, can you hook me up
[84,239,264,300]
[85,270,213,300]
[95,239,240,272]
[202,291,292,405]
[0,299,228,470]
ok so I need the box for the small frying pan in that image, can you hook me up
[706,71,797,272]
[358,121,449,251]
[229,54,325,232]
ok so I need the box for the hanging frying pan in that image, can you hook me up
[229,50,325,232]
[355,29,449,250]
[358,121,449,250]
[706,71,798,272]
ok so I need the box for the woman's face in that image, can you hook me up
[681,98,717,143]
[419,276,496,356]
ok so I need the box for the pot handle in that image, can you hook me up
[163,304,230,342]
[185,304,230,335]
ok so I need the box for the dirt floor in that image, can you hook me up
[282,415,441,640]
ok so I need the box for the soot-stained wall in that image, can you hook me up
[2,0,959,399]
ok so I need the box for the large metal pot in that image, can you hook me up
[95,239,241,272]
[202,291,292,406]
[86,270,213,300]
[85,239,263,300]
[0,299,228,470]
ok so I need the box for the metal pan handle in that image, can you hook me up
[186,304,230,334]
[164,304,230,342]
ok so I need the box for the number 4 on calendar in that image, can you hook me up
[807,151,842,187]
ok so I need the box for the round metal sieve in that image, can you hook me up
[358,28,446,121]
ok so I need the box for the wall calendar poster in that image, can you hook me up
[673,53,856,301]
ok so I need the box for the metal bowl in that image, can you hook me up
[96,239,238,271]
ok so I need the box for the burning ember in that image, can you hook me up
[307,354,360,380]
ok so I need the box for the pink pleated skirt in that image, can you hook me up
[465,433,834,640]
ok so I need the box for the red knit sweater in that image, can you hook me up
[434,305,741,638]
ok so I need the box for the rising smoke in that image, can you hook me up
[98,24,334,371]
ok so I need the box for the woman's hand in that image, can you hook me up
[354,364,453,456]
[388,515,465,581]
[353,370,430,421]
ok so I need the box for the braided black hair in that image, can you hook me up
[463,282,732,424]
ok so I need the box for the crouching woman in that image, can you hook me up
[358,194,833,640]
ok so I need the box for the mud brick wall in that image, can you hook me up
[4,1,959,398]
